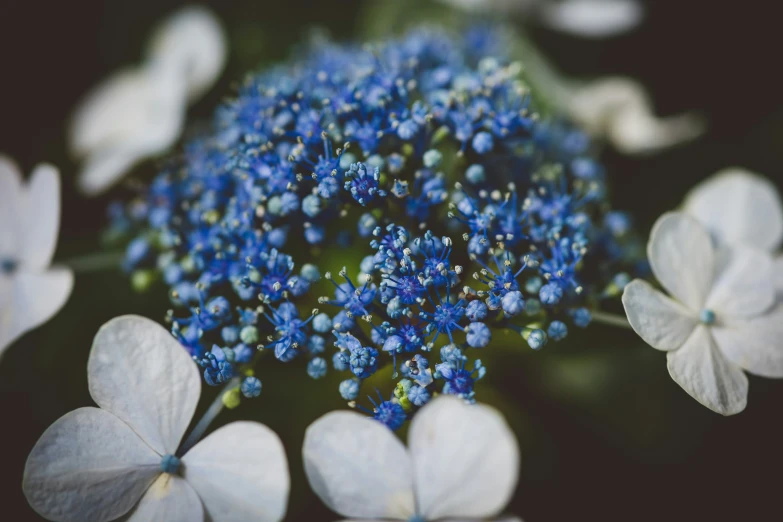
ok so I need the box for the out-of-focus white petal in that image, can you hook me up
[667,326,748,415]
[683,168,783,252]
[303,410,415,520]
[182,422,289,522]
[20,164,60,269]
[76,67,186,196]
[23,407,160,522]
[69,69,155,158]
[0,269,73,358]
[0,155,22,259]
[713,305,783,378]
[775,256,783,296]
[148,6,226,101]
[87,315,200,455]
[568,78,704,154]
[622,279,696,351]
[410,396,519,521]
[706,247,775,319]
[540,0,644,39]
[121,474,204,522]
[647,212,714,311]
[607,106,705,155]
[438,0,536,13]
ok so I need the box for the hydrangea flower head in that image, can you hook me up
[111,26,640,427]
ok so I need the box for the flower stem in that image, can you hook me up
[590,310,633,330]
[178,376,241,456]
[60,251,124,273]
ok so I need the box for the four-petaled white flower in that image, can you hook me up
[70,6,226,196]
[303,395,521,522]
[0,157,73,358]
[23,315,289,522]
[622,212,783,415]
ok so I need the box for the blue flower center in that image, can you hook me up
[700,309,716,325]
[1,258,17,274]
[408,516,427,522]
[160,454,181,475]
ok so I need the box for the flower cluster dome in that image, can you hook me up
[111,26,639,428]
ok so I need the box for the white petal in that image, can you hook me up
[0,269,74,358]
[712,305,783,378]
[182,422,289,522]
[666,325,748,415]
[438,0,536,14]
[69,68,157,158]
[647,212,714,310]
[23,407,160,522]
[706,247,775,319]
[121,474,203,522]
[20,164,61,268]
[622,279,696,351]
[410,396,519,520]
[539,0,644,38]
[303,410,415,520]
[568,78,646,136]
[607,106,704,155]
[775,256,783,296]
[683,168,783,252]
[147,6,227,101]
[87,315,200,455]
[76,67,186,196]
[0,154,23,259]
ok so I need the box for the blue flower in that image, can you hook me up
[241,376,262,398]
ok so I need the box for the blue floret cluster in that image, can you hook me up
[109,27,640,429]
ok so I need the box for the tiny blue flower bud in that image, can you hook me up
[572,307,592,328]
[547,320,568,341]
[700,309,716,325]
[423,149,443,168]
[472,131,494,154]
[160,454,181,475]
[313,313,332,333]
[465,300,488,321]
[501,290,525,316]
[465,164,485,184]
[300,263,320,282]
[539,282,564,305]
[527,329,548,350]
[307,357,328,379]
[240,325,259,344]
[339,378,360,400]
[241,376,262,398]
[466,322,491,348]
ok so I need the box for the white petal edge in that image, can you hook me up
[121,474,204,522]
[20,163,61,269]
[0,154,23,259]
[622,279,697,351]
[410,396,520,520]
[23,407,160,522]
[539,0,644,39]
[303,410,415,520]
[666,325,748,416]
[683,168,783,252]
[706,247,775,319]
[647,212,714,311]
[712,304,783,378]
[0,269,74,359]
[182,422,290,522]
[147,6,227,101]
[774,256,783,296]
[88,315,200,455]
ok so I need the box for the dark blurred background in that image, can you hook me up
[1,1,782,520]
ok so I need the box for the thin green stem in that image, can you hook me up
[178,377,241,456]
[60,251,124,273]
[590,310,633,330]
